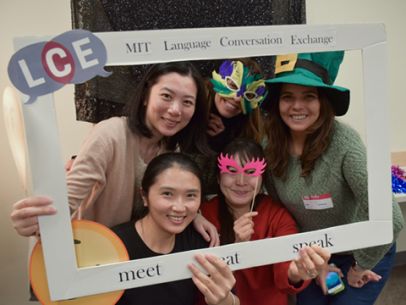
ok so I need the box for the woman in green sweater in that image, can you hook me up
[263,51,404,305]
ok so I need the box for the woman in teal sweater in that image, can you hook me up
[263,51,404,305]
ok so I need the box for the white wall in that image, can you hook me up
[306,0,406,151]
[1,1,405,304]
[306,0,406,251]
[0,2,90,304]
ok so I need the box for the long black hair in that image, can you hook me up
[126,61,211,155]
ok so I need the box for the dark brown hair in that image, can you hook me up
[264,84,335,178]
[207,58,266,144]
[126,61,210,155]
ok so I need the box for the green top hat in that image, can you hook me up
[265,51,350,116]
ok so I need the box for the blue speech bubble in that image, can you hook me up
[7,29,112,104]
[52,29,112,84]
[8,41,64,104]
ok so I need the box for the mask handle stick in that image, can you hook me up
[250,177,259,212]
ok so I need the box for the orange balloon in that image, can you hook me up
[30,220,129,305]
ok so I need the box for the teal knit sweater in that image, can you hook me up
[271,120,404,269]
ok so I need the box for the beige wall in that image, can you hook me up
[306,0,406,150]
[1,1,405,303]
[0,2,90,304]
[306,0,406,251]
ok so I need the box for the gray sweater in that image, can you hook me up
[271,120,404,269]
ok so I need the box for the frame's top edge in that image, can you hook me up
[95,23,386,36]
[12,23,386,40]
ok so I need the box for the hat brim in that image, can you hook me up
[265,74,350,116]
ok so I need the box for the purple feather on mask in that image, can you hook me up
[238,84,246,96]
[219,60,234,78]
[256,86,266,96]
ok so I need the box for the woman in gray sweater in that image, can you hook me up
[263,51,404,305]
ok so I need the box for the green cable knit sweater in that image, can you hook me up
[271,120,404,269]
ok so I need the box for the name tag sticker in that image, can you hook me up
[303,194,334,210]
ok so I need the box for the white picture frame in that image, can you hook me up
[15,23,392,300]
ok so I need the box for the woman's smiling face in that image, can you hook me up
[279,83,321,137]
[219,155,262,210]
[145,72,197,138]
[214,93,242,118]
[142,165,201,237]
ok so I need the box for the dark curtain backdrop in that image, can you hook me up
[71,0,306,123]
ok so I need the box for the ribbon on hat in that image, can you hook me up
[275,54,331,85]
[211,60,268,114]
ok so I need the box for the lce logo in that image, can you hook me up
[8,29,111,104]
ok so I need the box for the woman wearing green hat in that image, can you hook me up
[262,51,404,305]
